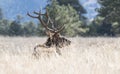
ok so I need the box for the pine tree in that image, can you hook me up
[46,0,88,36]
[0,8,3,20]
[97,0,120,35]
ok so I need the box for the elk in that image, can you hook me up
[27,10,71,57]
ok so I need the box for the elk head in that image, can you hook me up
[27,10,65,39]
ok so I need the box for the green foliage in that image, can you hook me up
[88,21,99,36]
[23,21,37,36]
[9,20,22,36]
[48,0,86,15]
[0,8,3,20]
[36,23,46,36]
[0,1,88,37]
[48,0,87,23]
[89,16,115,36]
[97,0,120,23]
[0,19,10,35]
[0,8,10,36]
[97,23,114,36]
[56,0,86,14]
[112,22,120,34]
[46,0,88,36]
[97,0,120,35]
[8,15,24,36]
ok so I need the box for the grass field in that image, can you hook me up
[0,36,120,74]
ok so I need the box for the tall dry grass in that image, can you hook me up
[0,36,120,74]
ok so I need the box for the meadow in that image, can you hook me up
[0,36,120,74]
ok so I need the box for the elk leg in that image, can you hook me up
[33,44,47,57]
[56,46,61,55]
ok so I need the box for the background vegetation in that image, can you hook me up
[0,0,120,37]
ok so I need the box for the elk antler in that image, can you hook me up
[27,10,65,33]
[27,11,54,32]
[45,10,65,33]
[56,25,65,33]
[45,10,55,29]
[28,10,71,57]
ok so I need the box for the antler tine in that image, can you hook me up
[45,10,51,25]
[37,10,55,32]
[33,11,45,15]
[27,10,55,32]
[33,11,40,15]
[45,10,50,24]
[27,12,38,18]
[45,10,56,30]
[56,25,65,33]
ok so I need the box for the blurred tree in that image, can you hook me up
[89,16,115,36]
[97,22,114,36]
[0,8,3,20]
[36,23,46,36]
[48,0,87,23]
[46,0,88,36]
[88,21,99,36]
[9,20,22,36]
[97,0,120,35]
[23,21,37,36]
[9,15,23,36]
[48,0,86,14]
[15,15,23,23]
[0,19,10,35]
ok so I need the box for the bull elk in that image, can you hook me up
[27,10,71,57]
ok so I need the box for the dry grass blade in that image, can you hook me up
[0,36,120,74]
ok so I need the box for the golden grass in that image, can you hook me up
[0,36,120,74]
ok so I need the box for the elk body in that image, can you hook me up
[27,10,71,57]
